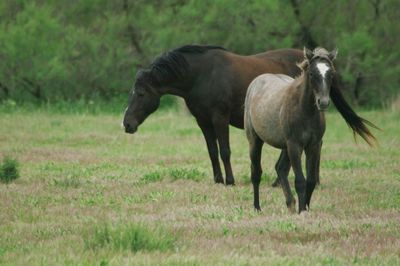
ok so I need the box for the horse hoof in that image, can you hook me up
[226,180,235,186]
[271,179,280,188]
[214,178,224,184]
[287,200,296,214]
[298,206,307,214]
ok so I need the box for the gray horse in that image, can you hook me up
[244,47,377,213]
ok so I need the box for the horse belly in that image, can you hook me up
[250,91,286,149]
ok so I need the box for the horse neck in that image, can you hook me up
[156,59,197,99]
[298,75,319,115]
[157,81,189,98]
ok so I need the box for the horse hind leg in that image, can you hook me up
[271,152,284,187]
[213,114,235,185]
[276,150,296,213]
[248,134,263,211]
[245,122,264,211]
[198,123,224,184]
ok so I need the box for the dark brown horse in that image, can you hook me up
[244,48,377,213]
[123,45,303,185]
[122,45,375,186]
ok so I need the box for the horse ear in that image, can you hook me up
[303,47,313,61]
[329,48,338,61]
[135,69,145,78]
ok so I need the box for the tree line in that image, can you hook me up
[0,0,398,107]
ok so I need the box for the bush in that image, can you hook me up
[0,0,399,107]
[0,156,20,183]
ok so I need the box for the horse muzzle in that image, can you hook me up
[123,121,138,134]
[316,98,330,111]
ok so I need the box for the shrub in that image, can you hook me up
[0,156,20,183]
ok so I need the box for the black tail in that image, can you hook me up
[330,76,378,146]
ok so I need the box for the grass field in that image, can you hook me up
[0,108,399,265]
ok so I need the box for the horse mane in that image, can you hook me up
[297,47,378,146]
[137,45,226,86]
[296,59,309,71]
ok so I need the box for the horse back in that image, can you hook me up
[220,50,302,128]
[245,74,293,148]
[184,48,303,129]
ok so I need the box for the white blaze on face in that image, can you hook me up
[122,88,135,128]
[316,62,331,92]
[316,62,330,79]
[122,107,128,128]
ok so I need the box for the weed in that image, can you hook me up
[168,167,205,182]
[99,260,108,266]
[222,225,230,236]
[0,156,20,183]
[269,220,298,233]
[85,223,176,252]
[139,171,163,184]
[53,175,81,189]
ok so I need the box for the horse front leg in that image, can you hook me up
[198,123,224,184]
[287,141,306,213]
[316,140,322,186]
[213,114,235,185]
[305,141,322,210]
[275,150,296,213]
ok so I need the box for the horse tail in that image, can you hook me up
[330,76,379,146]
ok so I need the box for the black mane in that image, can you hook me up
[137,45,226,86]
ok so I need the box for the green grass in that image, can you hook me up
[0,108,399,265]
[168,167,205,182]
[85,223,176,252]
[139,170,164,184]
[53,175,82,189]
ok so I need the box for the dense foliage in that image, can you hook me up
[0,0,398,107]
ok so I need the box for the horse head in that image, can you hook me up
[303,47,338,111]
[123,70,161,134]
